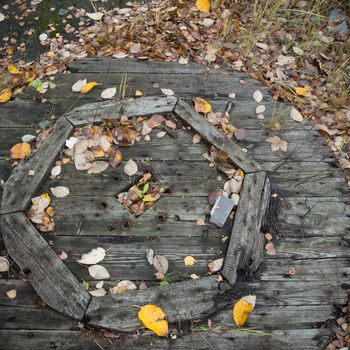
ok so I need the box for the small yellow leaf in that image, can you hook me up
[10,142,31,159]
[143,194,156,202]
[184,256,196,266]
[0,88,12,103]
[193,97,212,114]
[233,299,253,327]
[295,86,311,96]
[8,64,20,74]
[138,304,168,337]
[196,0,210,12]
[81,82,97,94]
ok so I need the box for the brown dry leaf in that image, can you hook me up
[138,304,168,337]
[233,298,254,327]
[147,114,165,128]
[196,218,205,226]
[10,142,31,159]
[192,134,202,144]
[153,255,168,275]
[109,150,123,168]
[208,258,224,272]
[6,289,17,299]
[265,242,276,256]
[196,0,210,13]
[266,136,288,152]
[59,251,68,260]
[0,88,12,103]
[111,280,137,294]
[286,267,296,277]
[135,89,143,96]
[193,97,212,114]
[81,82,97,94]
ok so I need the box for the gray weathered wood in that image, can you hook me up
[223,172,270,284]
[66,95,177,126]
[86,276,221,331]
[0,212,90,319]
[174,100,262,173]
[0,117,73,214]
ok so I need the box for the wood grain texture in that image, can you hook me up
[223,172,270,284]
[0,212,90,319]
[174,100,262,172]
[66,95,177,126]
[86,276,221,331]
[0,117,73,214]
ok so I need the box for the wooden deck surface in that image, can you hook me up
[0,58,349,349]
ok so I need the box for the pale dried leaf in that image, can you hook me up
[51,165,61,178]
[89,288,107,297]
[72,79,87,92]
[124,159,138,176]
[86,12,104,21]
[101,87,116,99]
[153,255,168,274]
[77,247,106,265]
[208,258,224,272]
[290,107,303,122]
[87,161,109,174]
[50,186,69,198]
[0,257,9,272]
[266,136,288,152]
[161,88,174,96]
[88,265,110,280]
[253,90,263,103]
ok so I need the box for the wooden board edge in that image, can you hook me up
[0,117,73,215]
[222,172,270,285]
[173,99,263,173]
[0,212,91,319]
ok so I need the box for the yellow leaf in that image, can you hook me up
[8,64,20,74]
[41,193,52,204]
[295,86,311,96]
[0,88,12,103]
[184,256,196,266]
[10,142,31,159]
[81,82,97,94]
[193,97,212,114]
[196,0,210,12]
[233,299,253,327]
[143,194,156,202]
[138,304,168,337]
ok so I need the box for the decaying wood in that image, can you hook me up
[0,117,73,214]
[223,172,270,284]
[66,95,177,126]
[174,100,262,173]
[86,276,221,331]
[0,212,90,320]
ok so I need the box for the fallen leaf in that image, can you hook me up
[98,136,111,152]
[265,242,276,255]
[161,88,174,96]
[59,251,68,260]
[21,134,36,143]
[0,88,12,103]
[290,107,303,122]
[208,258,224,272]
[179,57,189,65]
[276,55,295,66]
[124,159,138,176]
[295,86,311,96]
[0,13,4,22]
[86,12,104,21]
[0,257,9,272]
[77,247,106,265]
[192,134,202,144]
[96,281,104,289]
[194,97,212,114]
[286,267,296,277]
[255,105,266,114]
[89,288,107,297]
[81,82,97,94]
[228,92,236,99]
[50,186,70,198]
[8,64,20,74]
[101,87,116,99]
[264,233,273,241]
[266,136,288,152]
[196,218,205,226]
[184,256,196,266]
[138,304,168,337]
[191,274,200,279]
[156,131,166,138]
[146,248,154,265]
[196,0,210,13]
[74,153,91,171]
[88,265,110,280]
[51,165,61,178]
[72,79,87,92]
[111,280,137,294]
[39,33,48,41]
[240,295,256,310]
[130,42,141,54]
[233,298,253,327]
[87,161,109,174]
[153,255,168,275]
[10,143,31,159]
[109,150,122,168]
[253,90,263,103]
[6,289,17,299]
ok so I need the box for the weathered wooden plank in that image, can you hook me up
[0,213,90,319]
[223,172,269,284]
[86,276,221,331]
[174,100,262,172]
[260,258,350,282]
[0,117,73,214]
[46,235,224,280]
[0,329,330,350]
[66,95,177,126]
